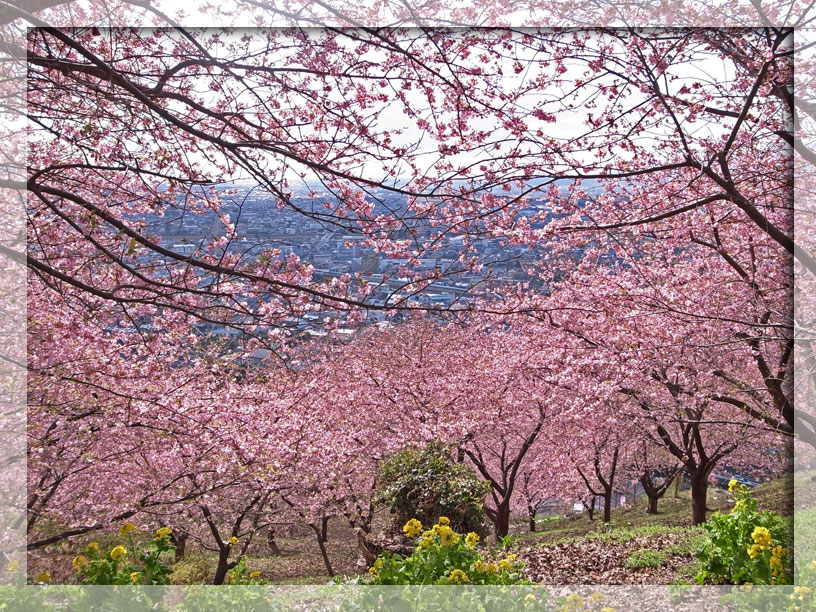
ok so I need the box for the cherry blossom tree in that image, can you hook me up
[622,439,683,515]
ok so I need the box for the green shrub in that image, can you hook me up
[359,517,530,585]
[375,442,490,535]
[624,549,666,569]
[720,560,816,611]
[72,524,175,585]
[170,553,212,585]
[695,480,792,585]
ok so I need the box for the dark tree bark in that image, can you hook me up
[690,472,710,526]
[170,532,188,562]
[319,515,330,543]
[267,526,281,556]
[213,547,233,585]
[310,522,335,577]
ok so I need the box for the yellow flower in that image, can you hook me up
[437,516,450,526]
[446,569,468,584]
[368,567,378,575]
[465,532,479,549]
[85,542,100,554]
[6,560,19,571]
[600,608,616,612]
[402,519,423,539]
[155,527,173,540]
[747,544,761,560]
[110,545,127,561]
[119,522,137,536]
[228,536,239,546]
[486,563,498,574]
[420,537,434,549]
[565,593,585,610]
[474,560,485,572]
[524,593,538,606]
[728,479,738,492]
[751,526,772,548]
[435,524,456,545]
[36,571,51,584]
[249,571,261,579]
[771,545,785,558]
[590,592,606,603]
[742,583,753,592]
[498,559,512,572]
[71,556,88,570]
[129,572,140,583]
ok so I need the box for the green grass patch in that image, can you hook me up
[676,560,702,578]
[665,534,707,556]
[624,549,666,569]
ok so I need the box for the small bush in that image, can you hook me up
[695,480,792,585]
[170,553,212,585]
[624,549,666,569]
[375,442,490,536]
[359,517,530,585]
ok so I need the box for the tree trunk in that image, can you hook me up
[213,548,231,585]
[171,532,187,562]
[267,526,281,556]
[640,472,666,515]
[311,524,334,577]
[602,490,612,523]
[493,503,511,539]
[690,474,709,525]
[528,507,536,532]
[587,497,596,521]
[320,516,329,543]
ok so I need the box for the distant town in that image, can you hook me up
[133,184,603,352]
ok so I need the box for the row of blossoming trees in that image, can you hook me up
[27,250,792,580]
[17,19,801,583]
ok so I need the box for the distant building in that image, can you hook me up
[361,253,380,274]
